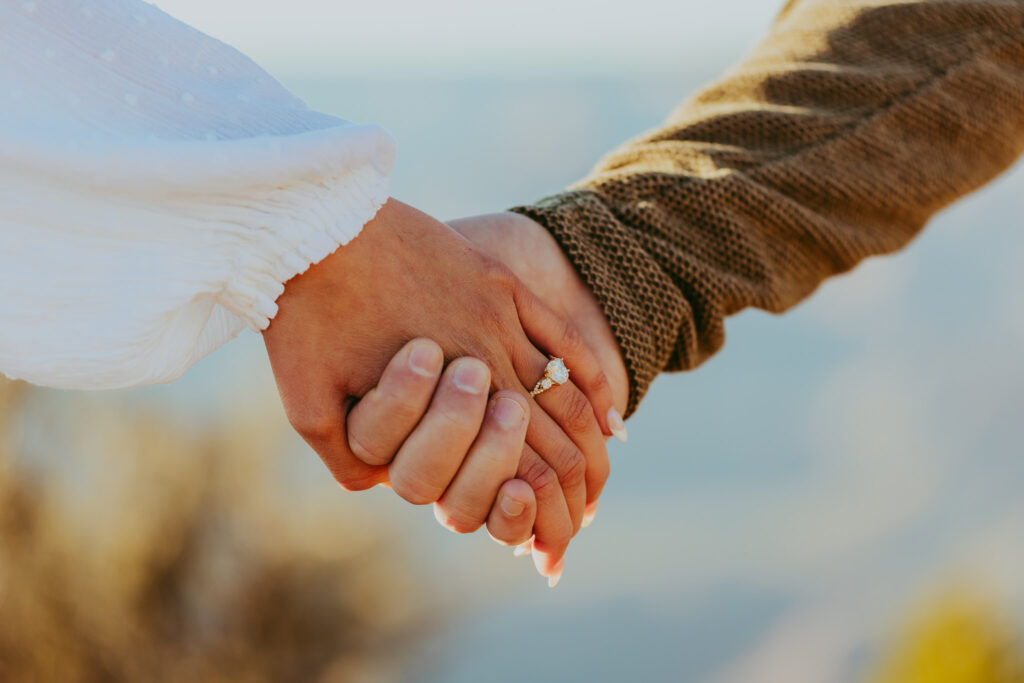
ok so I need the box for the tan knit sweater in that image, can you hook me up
[510,0,1024,416]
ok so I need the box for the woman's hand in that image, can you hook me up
[448,211,631,531]
[448,212,629,428]
[263,199,616,579]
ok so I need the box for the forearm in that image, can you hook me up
[511,0,1024,416]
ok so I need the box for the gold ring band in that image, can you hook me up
[529,357,570,397]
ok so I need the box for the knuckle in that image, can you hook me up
[324,458,380,491]
[559,318,585,353]
[536,525,571,552]
[287,405,337,442]
[376,389,429,423]
[448,518,483,535]
[561,390,596,436]
[589,369,612,400]
[432,405,469,430]
[347,431,389,466]
[479,307,515,341]
[334,473,377,492]
[519,459,559,496]
[389,469,440,506]
[439,505,484,535]
[433,407,473,431]
[488,524,531,547]
[555,444,587,489]
[477,441,519,476]
[482,258,516,289]
[314,442,382,491]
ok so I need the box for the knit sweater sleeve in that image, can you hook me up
[510,0,1024,416]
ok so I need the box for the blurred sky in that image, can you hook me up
[118,2,1024,682]
[156,0,780,77]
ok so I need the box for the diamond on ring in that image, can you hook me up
[529,357,569,397]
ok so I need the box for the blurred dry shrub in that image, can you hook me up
[0,378,429,683]
[867,586,1024,683]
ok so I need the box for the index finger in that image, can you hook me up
[300,391,390,491]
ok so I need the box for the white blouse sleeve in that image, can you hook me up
[0,0,395,390]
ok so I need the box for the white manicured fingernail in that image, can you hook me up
[409,343,441,377]
[513,539,532,557]
[453,362,488,394]
[582,502,598,528]
[608,407,628,443]
[548,564,564,588]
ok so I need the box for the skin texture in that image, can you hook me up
[448,212,628,413]
[334,211,631,584]
[449,212,630,542]
[347,338,537,546]
[262,199,616,578]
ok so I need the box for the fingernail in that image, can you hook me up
[582,502,598,528]
[493,397,526,430]
[409,343,441,377]
[432,503,450,529]
[453,362,488,394]
[513,539,533,557]
[500,494,526,518]
[607,407,628,443]
[547,560,565,588]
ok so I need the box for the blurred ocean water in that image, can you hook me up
[7,16,1021,678]
[157,71,1024,682]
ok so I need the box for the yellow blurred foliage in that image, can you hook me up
[868,587,1024,683]
[0,378,429,682]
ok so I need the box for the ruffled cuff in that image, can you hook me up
[0,122,395,391]
[219,160,391,331]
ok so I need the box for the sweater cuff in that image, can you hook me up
[510,190,688,417]
[219,160,390,331]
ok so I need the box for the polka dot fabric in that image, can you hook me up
[0,0,395,390]
[512,0,1024,417]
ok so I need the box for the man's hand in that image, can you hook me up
[263,199,616,579]
[346,338,538,548]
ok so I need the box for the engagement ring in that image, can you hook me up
[529,357,570,397]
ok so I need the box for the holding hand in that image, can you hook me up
[347,338,538,548]
[263,199,617,580]
[447,211,629,417]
